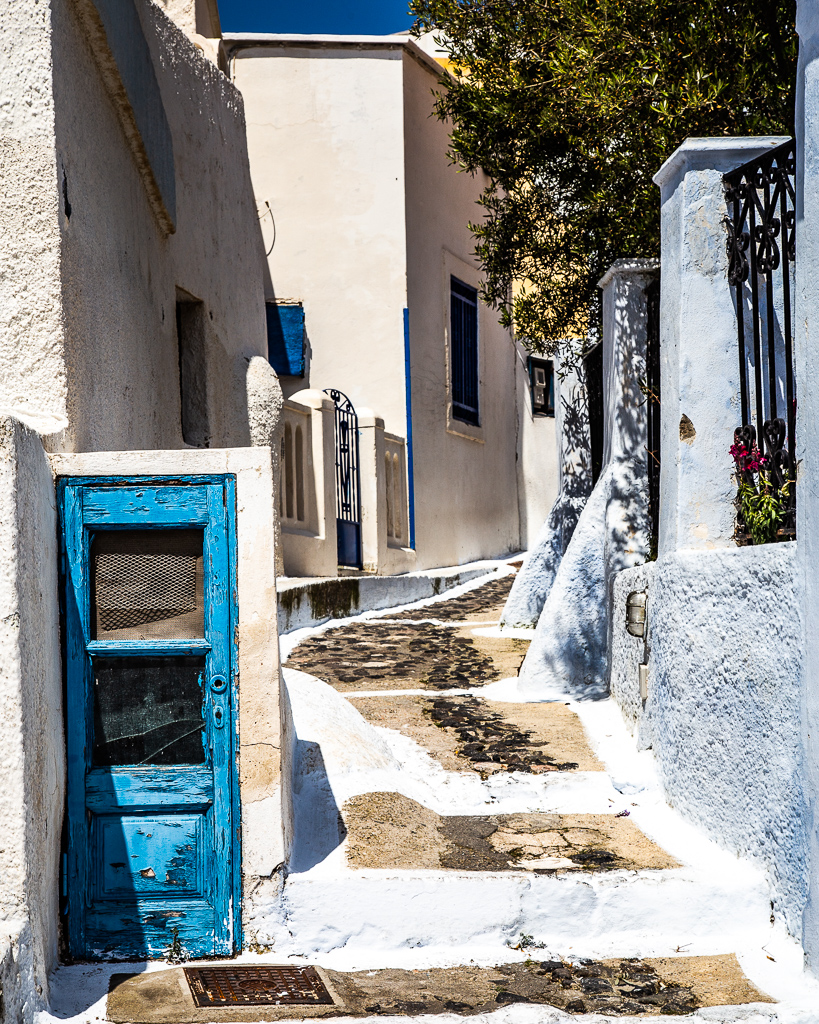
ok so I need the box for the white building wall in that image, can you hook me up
[402,51,521,568]
[513,342,559,552]
[230,41,410,433]
[52,0,270,454]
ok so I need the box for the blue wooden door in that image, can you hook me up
[59,477,239,960]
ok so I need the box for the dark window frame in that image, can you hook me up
[449,276,480,426]
[528,356,555,417]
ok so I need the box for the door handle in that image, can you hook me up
[210,675,227,693]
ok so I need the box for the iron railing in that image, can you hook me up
[723,138,796,541]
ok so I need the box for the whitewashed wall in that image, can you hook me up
[796,0,819,970]
[517,262,656,696]
[607,137,807,939]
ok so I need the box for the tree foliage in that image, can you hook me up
[409,0,797,351]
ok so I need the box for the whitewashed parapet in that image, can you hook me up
[279,389,336,578]
[357,410,416,577]
[652,136,789,554]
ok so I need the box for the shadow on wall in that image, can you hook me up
[500,349,593,630]
[289,739,347,873]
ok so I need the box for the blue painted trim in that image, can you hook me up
[224,476,242,951]
[86,640,211,656]
[403,307,416,550]
[58,475,241,960]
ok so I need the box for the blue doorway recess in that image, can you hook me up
[59,476,240,960]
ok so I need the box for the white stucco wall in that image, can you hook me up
[796,0,819,969]
[0,419,63,1016]
[51,0,271,453]
[652,137,789,556]
[0,2,68,434]
[230,36,522,571]
[502,359,590,629]
[229,39,409,431]
[517,263,654,690]
[611,548,805,934]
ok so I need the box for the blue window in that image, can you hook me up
[266,302,305,377]
[450,277,479,425]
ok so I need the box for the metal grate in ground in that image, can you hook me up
[184,965,334,1007]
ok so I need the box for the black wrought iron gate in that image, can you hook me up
[324,389,363,569]
[723,138,796,539]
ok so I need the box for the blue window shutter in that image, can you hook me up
[450,277,479,425]
[266,303,305,376]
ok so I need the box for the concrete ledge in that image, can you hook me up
[277,565,497,633]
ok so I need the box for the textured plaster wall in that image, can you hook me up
[0,419,63,1014]
[52,0,271,453]
[513,341,559,551]
[0,2,68,433]
[652,138,789,556]
[502,361,590,629]
[617,547,805,933]
[232,39,522,571]
[517,264,654,692]
[796,0,819,967]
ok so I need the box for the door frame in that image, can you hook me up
[58,474,242,959]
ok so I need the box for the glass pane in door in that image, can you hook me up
[92,656,206,766]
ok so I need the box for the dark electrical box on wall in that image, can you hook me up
[528,356,554,417]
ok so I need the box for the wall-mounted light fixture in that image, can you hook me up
[626,591,647,638]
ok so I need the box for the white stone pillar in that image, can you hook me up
[285,389,337,578]
[652,137,789,556]
[796,0,819,970]
[357,408,387,574]
[599,259,658,576]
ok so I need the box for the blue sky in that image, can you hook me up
[219,1,415,35]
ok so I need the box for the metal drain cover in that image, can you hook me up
[184,966,334,1007]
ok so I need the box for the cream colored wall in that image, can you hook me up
[514,340,560,548]
[402,52,521,567]
[232,45,410,435]
[51,0,269,453]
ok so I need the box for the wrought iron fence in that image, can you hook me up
[324,388,363,569]
[723,138,796,542]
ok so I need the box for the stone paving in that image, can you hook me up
[272,570,775,1017]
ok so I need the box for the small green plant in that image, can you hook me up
[730,439,792,545]
[166,927,187,963]
[507,932,548,951]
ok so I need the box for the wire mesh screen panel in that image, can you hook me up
[91,530,204,640]
[324,388,362,568]
[723,138,796,540]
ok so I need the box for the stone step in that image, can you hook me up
[258,863,772,964]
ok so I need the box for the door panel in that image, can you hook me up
[60,477,239,961]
